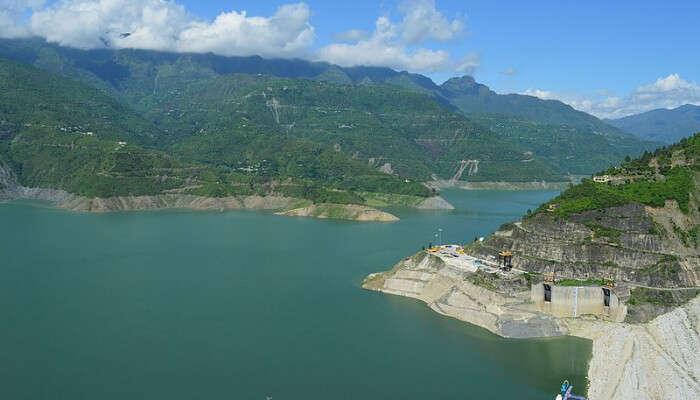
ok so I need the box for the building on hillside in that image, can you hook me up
[547,203,559,212]
[531,283,626,322]
[593,175,611,183]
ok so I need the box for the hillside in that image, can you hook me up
[468,133,699,320]
[467,113,655,175]
[0,38,658,179]
[363,134,700,399]
[0,59,438,210]
[606,104,700,144]
[134,70,562,182]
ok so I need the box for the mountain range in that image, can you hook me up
[0,38,663,207]
[606,104,700,144]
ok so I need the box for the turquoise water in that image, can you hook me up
[0,190,591,399]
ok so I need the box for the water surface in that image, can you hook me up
[0,190,591,399]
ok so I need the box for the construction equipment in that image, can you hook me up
[544,271,555,283]
[498,250,513,271]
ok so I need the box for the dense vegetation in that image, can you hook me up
[137,72,563,182]
[468,113,658,175]
[0,59,430,202]
[0,38,658,181]
[538,134,699,217]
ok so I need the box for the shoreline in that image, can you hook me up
[363,252,700,399]
[0,187,453,222]
[427,180,572,191]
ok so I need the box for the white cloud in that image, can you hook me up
[333,29,368,42]
[398,0,464,43]
[176,3,313,58]
[522,74,700,119]
[317,16,450,72]
[30,0,189,50]
[0,0,44,38]
[455,52,480,75]
[317,1,465,72]
[522,88,555,100]
[3,0,470,73]
[500,68,516,76]
[7,0,314,58]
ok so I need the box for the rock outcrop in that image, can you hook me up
[276,203,399,222]
[0,160,74,203]
[467,202,699,289]
[416,195,455,210]
[363,252,567,338]
[571,297,700,400]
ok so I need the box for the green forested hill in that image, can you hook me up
[539,133,699,218]
[468,113,659,175]
[606,104,700,144]
[135,71,562,182]
[0,38,659,180]
[0,59,432,202]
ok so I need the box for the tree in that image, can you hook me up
[624,155,631,162]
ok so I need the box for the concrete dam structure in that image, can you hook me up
[531,283,626,322]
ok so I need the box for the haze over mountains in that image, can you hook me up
[0,38,661,205]
[606,104,700,144]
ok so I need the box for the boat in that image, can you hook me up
[555,380,585,400]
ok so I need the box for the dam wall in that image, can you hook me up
[531,283,626,322]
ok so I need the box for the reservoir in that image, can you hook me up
[0,190,591,399]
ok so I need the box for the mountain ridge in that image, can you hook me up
[606,104,700,144]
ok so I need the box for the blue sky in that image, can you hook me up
[2,0,699,118]
[185,1,699,92]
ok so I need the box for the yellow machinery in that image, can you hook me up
[498,251,514,270]
[544,271,555,283]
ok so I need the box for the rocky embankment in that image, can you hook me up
[1,161,404,221]
[276,203,399,222]
[363,252,566,337]
[571,297,700,400]
[468,202,699,290]
[59,194,306,213]
[363,251,700,399]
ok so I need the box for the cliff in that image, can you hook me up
[571,297,700,400]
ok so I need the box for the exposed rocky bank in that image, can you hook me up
[0,161,411,221]
[276,203,399,222]
[363,251,700,399]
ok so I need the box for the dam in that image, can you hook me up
[531,283,627,322]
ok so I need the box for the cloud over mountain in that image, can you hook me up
[317,0,466,72]
[25,0,314,58]
[523,74,700,119]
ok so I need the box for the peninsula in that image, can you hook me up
[364,134,700,399]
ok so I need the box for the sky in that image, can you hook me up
[1,0,699,119]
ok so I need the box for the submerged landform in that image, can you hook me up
[364,134,700,399]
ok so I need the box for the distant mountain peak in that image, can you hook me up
[440,75,493,97]
[606,104,700,144]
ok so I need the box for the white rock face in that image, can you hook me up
[576,297,700,400]
[364,252,700,399]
